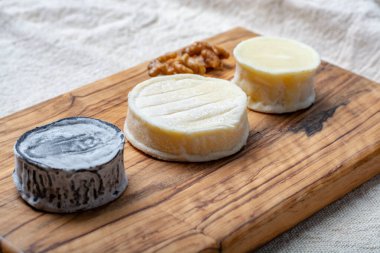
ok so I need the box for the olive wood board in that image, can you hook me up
[0,27,379,253]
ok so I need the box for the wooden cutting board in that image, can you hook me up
[0,27,379,253]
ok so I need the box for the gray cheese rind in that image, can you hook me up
[13,117,128,213]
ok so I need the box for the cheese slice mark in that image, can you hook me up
[233,36,320,113]
[125,74,249,162]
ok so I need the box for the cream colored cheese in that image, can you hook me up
[233,37,320,113]
[124,74,249,162]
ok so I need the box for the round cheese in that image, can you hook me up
[13,117,128,213]
[233,36,320,113]
[125,74,249,162]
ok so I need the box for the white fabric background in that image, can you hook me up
[1,0,379,251]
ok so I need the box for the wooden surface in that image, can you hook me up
[0,237,22,253]
[0,27,379,253]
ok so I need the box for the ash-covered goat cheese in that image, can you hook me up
[13,117,127,213]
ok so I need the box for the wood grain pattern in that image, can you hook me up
[0,237,22,253]
[0,27,379,253]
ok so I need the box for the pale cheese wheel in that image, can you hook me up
[233,36,320,113]
[124,74,249,162]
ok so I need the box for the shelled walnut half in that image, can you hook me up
[147,41,230,77]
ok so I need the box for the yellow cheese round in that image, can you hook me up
[233,36,320,113]
[124,74,249,162]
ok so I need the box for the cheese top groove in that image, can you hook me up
[129,75,246,132]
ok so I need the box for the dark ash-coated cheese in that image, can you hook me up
[13,117,128,213]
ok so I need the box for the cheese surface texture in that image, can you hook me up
[233,36,320,113]
[17,117,123,170]
[125,74,249,162]
[13,117,128,213]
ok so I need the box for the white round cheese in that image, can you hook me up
[233,36,320,113]
[125,74,249,162]
[13,117,128,213]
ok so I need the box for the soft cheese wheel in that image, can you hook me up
[233,37,320,113]
[13,117,128,213]
[125,74,249,162]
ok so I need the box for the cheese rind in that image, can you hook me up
[13,117,128,213]
[125,74,249,162]
[233,37,320,113]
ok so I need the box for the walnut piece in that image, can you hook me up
[147,41,229,77]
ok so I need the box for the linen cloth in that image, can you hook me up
[1,0,379,251]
